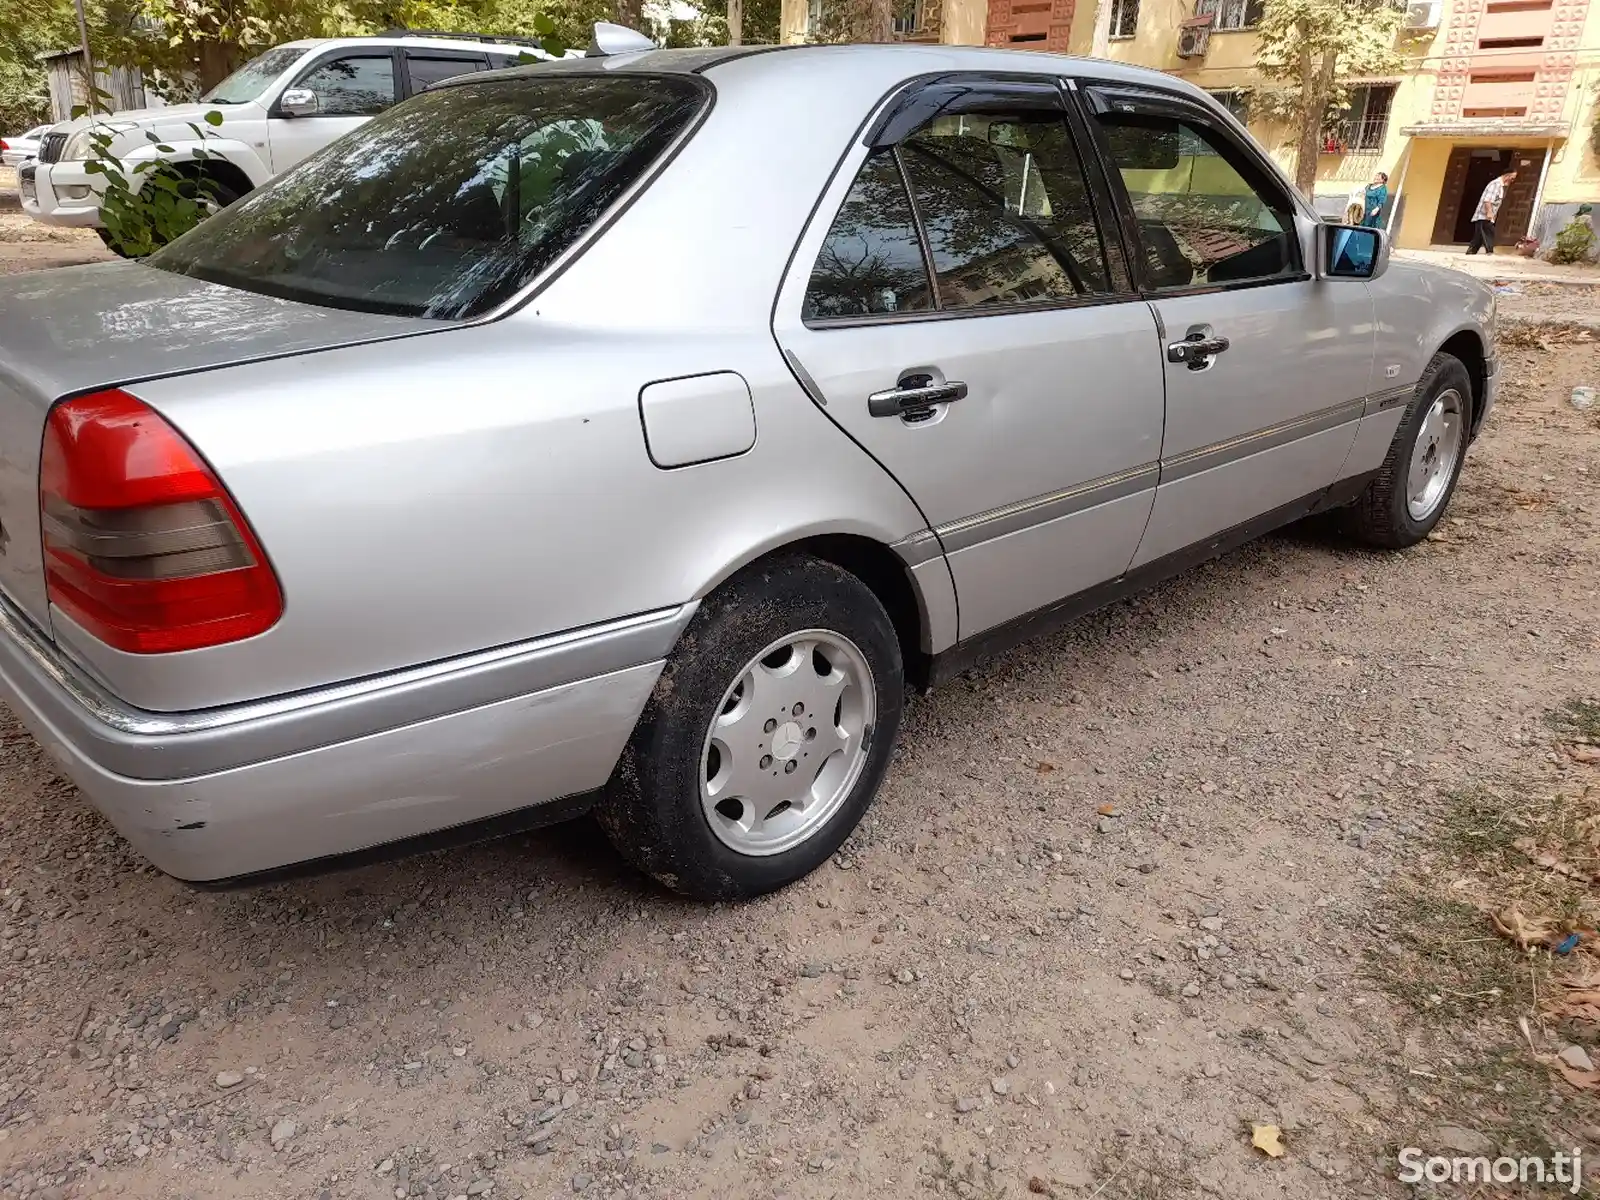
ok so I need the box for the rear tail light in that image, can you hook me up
[39,389,283,654]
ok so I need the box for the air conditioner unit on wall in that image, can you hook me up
[1403,0,1440,30]
[1176,17,1211,58]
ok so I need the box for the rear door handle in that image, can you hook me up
[1167,326,1231,370]
[867,378,968,419]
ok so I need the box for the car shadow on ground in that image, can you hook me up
[198,516,1357,923]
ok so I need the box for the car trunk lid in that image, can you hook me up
[0,261,433,629]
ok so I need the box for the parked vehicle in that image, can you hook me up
[18,31,567,250]
[1,125,50,167]
[0,39,1496,899]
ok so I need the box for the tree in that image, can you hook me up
[1255,0,1403,195]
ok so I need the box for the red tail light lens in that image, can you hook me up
[39,389,283,654]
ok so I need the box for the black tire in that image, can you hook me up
[1343,352,1474,549]
[101,174,245,259]
[95,227,132,258]
[596,554,905,900]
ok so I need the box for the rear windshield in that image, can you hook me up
[149,74,707,319]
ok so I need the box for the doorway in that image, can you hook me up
[1431,146,1545,245]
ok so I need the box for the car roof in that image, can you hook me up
[463,42,1211,102]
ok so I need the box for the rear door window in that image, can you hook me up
[149,75,707,319]
[405,53,489,93]
[804,151,934,319]
[899,110,1112,307]
[802,82,1118,323]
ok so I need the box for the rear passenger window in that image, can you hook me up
[899,112,1112,307]
[406,55,488,91]
[803,150,934,320]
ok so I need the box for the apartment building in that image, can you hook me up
[779,0,1600,250]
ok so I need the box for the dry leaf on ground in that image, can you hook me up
[1511,837,1594,884]
[1569,745,1600,765]
[1542,1055,1600,1090]
[1491,906,1561,950]
[1251,1124,1286,1158]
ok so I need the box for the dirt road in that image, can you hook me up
[1,246,1597,1200]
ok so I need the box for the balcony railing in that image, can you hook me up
[1322,115,1391,153]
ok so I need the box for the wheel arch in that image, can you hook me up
[1436,327,1488,437]
[168,155,256,202]
[696,532,952,690]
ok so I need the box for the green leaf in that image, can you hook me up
[191,148,210,160]
[203,110,224,127]
[70,105,88,120]
[146,130,161,142]
[83,161,104,174]
[531,13,556,34]
[155,145,176,153]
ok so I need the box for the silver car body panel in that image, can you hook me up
[0,44,1497,881]
[0,263,432,629]
[1131,280,1375,566]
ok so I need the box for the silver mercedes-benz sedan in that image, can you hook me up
[0,39,1496,898]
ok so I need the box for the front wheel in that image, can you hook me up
[1343,353,1474,549]
[596,554,905,900]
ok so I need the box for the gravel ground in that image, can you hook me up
[0,249,1597,1200]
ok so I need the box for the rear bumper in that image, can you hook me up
[0,598,691,881]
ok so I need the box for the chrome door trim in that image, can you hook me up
[1158,397,1367,485]
[934,462,1159,554]
[892,383,1418,559]
[890,528,945,568]
[1363,382,1416,414]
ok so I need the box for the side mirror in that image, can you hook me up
[1318,222,1389,281]
[278,88,318,118]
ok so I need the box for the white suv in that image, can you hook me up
[21,33,563,244]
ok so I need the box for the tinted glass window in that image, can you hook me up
[804,150,933,320]
[1097,112,1296,290]
[294,54,397,117]
[407,55,487,91]
[899,110,1111,309]
[150,76,706,319]
[202,46,306,104]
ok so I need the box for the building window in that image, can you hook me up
[1330,83,1397,153]
[1195,0,1264,30]
[1207,89,1250,124]
[1110,0,1140,37]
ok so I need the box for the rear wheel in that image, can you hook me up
[596,554,904,900]
[1343,353,1473,548]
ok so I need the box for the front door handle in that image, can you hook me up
[1167,325,1231,370]
[867,376,968,419]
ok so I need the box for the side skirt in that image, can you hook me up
[923,472,1375,688]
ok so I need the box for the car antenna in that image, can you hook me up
[587,21,657,56]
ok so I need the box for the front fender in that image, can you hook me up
[1370,260,1495,389]
[121,139,271,187]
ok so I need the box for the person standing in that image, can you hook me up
[1465,169,1517,255]
[1361,171,1389,229]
